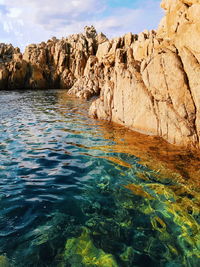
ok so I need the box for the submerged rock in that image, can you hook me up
[0,255,10,267]
[80,168,200,267]
[64,227,118,267]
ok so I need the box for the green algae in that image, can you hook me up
[1,88,200,267]
[123,180,200,266]
[119,246,135,263]
[64,227,118,267]
[0,256,9,267]
[78,163,200,267]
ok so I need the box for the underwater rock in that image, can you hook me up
[0,255,10,267]
[78,164,200,267]
[64,227,118,267]
[11,212,83,267]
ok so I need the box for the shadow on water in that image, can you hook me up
[0,89,199,267]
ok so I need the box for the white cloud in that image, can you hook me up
[0,0,163,50]
[7,7,21,18]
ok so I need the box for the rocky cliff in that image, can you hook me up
[88,0,200,148]
[0,26,107,90]
[0,0,200,148]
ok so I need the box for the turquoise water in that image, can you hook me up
[0,90,199,267]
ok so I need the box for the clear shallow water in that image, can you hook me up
[0,90,199,267]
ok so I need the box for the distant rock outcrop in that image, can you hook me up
[1,0,200,148]
[0,26,105,90]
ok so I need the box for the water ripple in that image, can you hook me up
[0,90,199,266]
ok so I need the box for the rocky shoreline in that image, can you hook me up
[0,0,200,148]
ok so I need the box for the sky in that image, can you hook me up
[0,0,164,50]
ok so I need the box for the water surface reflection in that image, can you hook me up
[0,90,199,266]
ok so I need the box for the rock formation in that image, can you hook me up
[0,0,200,147]
[0,26,106,90]
[88,0,200,148]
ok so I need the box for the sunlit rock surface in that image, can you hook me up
[1,1,200,147]
[0,26,105,91]
[89,0,200,148]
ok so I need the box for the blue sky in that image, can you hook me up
[0,0,163,50]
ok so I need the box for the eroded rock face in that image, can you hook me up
[89,0,200,148]
[1,1,200,147]
[0,44,29,89]
[0,26,105,90]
